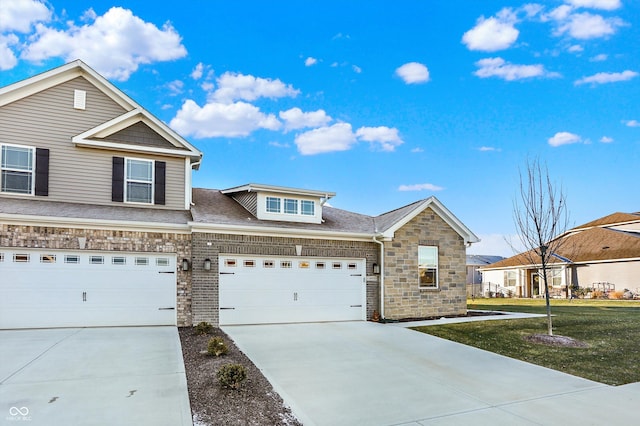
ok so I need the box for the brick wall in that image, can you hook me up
[191,232,380,325]
[383,207,467,319]
[0,224,193,325]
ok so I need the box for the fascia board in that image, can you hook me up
[73,138,198,158]
[0,213,191,234]
[189,222,373,241]
[221,183,335,199]
[381,197,480,244]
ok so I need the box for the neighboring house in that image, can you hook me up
[481,212,640,298]
[0,60,479,329]
[466,255,505,298]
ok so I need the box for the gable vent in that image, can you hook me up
[74,89,86,110]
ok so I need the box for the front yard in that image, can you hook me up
[412,298,640,385]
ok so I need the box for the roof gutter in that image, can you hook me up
[373,235,385,320]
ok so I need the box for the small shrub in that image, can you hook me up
[217,363,247,390]
[207,336,228,356]
[194,321,213,335]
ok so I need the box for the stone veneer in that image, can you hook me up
[383,207,467,319]
[191,232,380,325]
[0,224,192,326]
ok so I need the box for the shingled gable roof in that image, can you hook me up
[573,212,640,230]
[0,59,202,165]
[190,189,479,243]
[484,213,640,270]
[374,196,480,244]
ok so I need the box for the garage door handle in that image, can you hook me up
[220,272,235,275]
[220,307,235,310]
[158,307,175,310]
[82,291,87,302]
[350,274,362,276]
[350,305,362,308]
[159,271,175,274]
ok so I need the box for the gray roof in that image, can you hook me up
[0,197,191,224]
[467,255,505,266]
[191,188,375,234]
[374,199,425,233]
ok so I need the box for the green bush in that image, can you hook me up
[194,321,213,335]
[217,363,247,390]
[207,336,229,356]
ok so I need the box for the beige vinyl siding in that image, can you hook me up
[0,77,187,210]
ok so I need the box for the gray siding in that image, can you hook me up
[0,77,187,210]
[99,121,181,149]
[231,192,258,216]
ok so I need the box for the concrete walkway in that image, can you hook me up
[223,321,640,426]
[0,327,192,425]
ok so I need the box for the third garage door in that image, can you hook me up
[219,255,366,325]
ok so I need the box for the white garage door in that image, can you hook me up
[0,248,177,329]
[219,255,366,325]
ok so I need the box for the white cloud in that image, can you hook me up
[479,146,500,152]
[0,34,18,70]
[355,126,404,151]
[624,120,640,127]
[0,0,51,33]
[191,62,205,80]
[398,183,444,192]
[411,147,424,153]
[556,12,625,39]
[574,70,638,86]
[304,57,317,66]
[600,136,614,143]
[169,99,281,138]
[279,107,332,131]
[566,0,621,10]
[568,44,584,53]
[294,123,357,155]
[211,72,300,103]
[20,7,187,81]
[548,131,582,147]
[474,57,553,81]
[590,53,608,62]
[462,9,519,52]
[166,79,184,95]
[352,64,362,74]
[395,62,430,84]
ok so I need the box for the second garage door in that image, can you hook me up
[219,255,366,325]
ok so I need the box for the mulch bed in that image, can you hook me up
[178,327,302,426]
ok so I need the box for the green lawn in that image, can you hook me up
[411,298,640,385]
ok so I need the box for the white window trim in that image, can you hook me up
[124,157,155,205]
[0,143,36,196]
[418,245,439,289]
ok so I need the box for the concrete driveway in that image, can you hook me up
[0,327,191,425]
[224,321,640,426]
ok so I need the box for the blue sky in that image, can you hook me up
[1,0,638,256]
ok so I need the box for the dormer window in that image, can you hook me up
[301,200,315,216]
[125,158,154,204]
[266,196,281,213]
[284,198,298,214]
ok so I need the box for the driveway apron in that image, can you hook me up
[223,321,639,426]
[0,327,191,425]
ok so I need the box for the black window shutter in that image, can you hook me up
[34,148,49,196]
[154,161,166,205]
[112,157,124,202]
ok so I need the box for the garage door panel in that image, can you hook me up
[219,255,366,325]
[0,249,177,329]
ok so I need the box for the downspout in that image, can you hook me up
[373,235,385,320]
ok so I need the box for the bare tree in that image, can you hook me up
[513,158,570,336]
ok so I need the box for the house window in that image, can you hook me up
[125,158,153,203]
[225,259,237,267]
[263,260,275,268]
[315,262,326,269]
[65,255,80,264]
[418,246,438,289]
[266,196,281,213]
[551,269,562,288]
[156,258,170,267]
[281,260,292,268]
[301,200,315,216]
[332,262,342,269]
[13,254,30,262]
[90,256,104,264]
[40,254,56,263]
[504,270,517,286]
[299,261,310,269]
[112,256,126,265]
[284,198,298,214]
[243,260,256,268]
[347,263,358,270]
[1,144,34,194]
